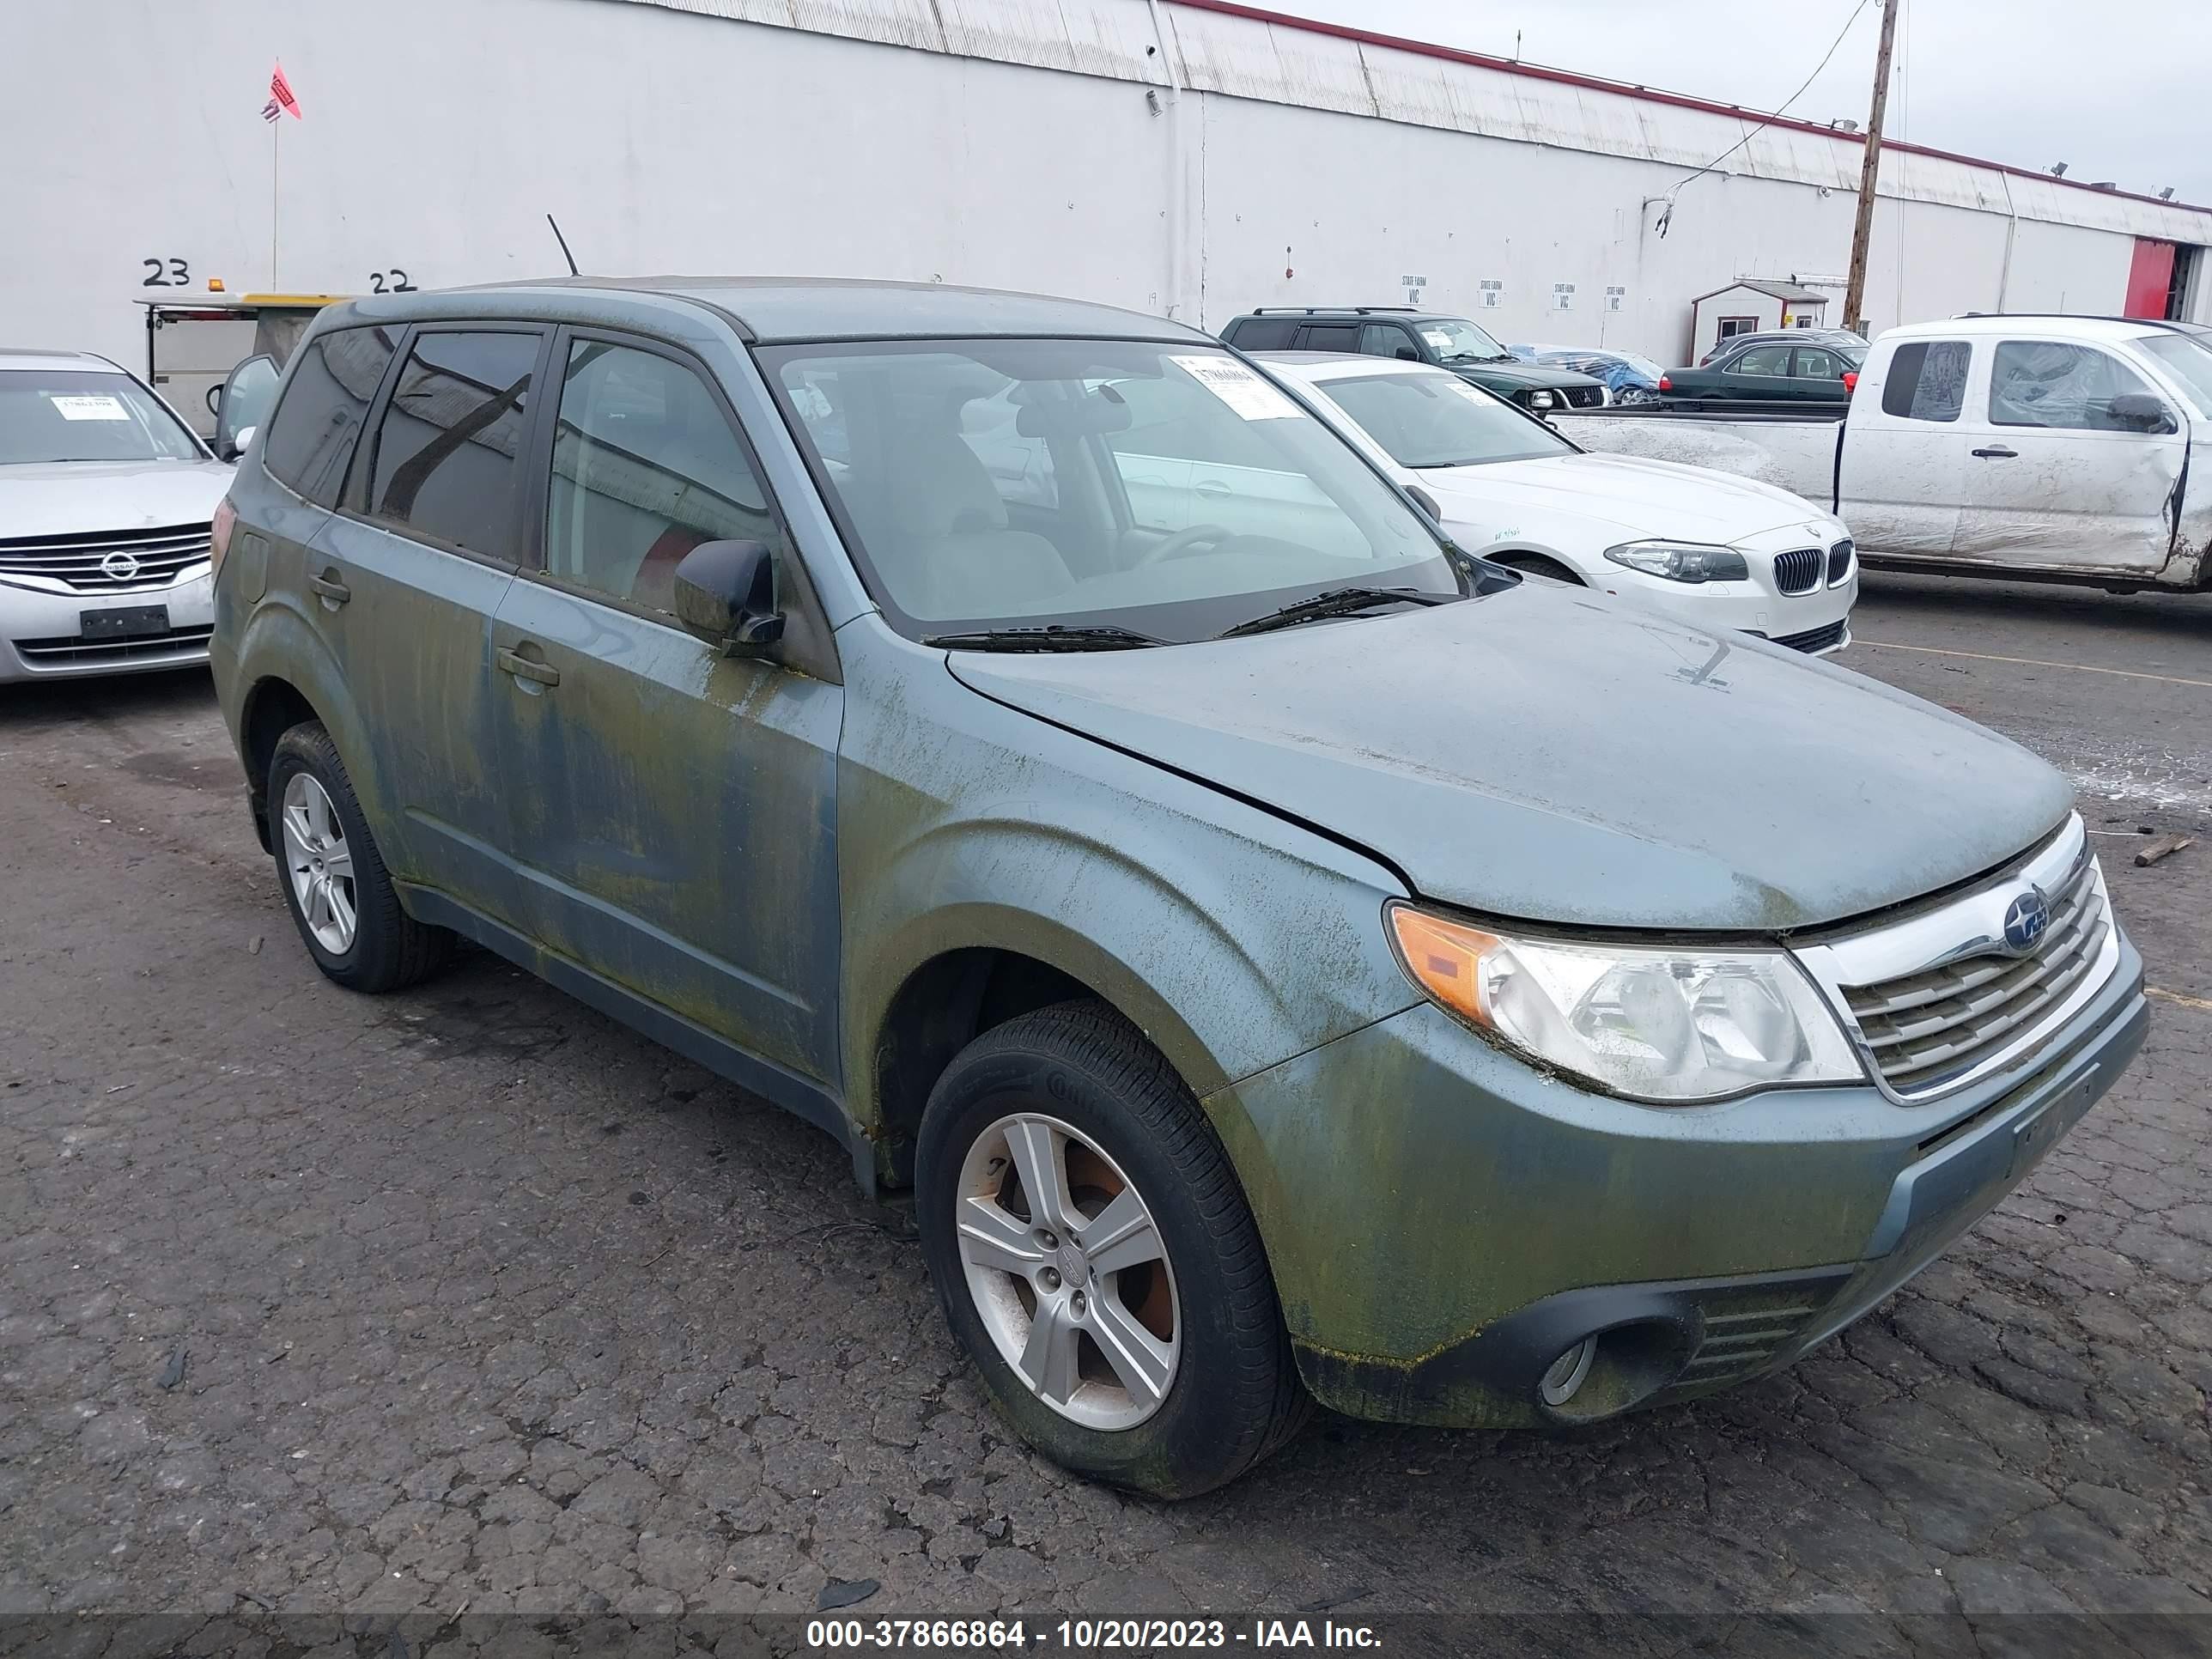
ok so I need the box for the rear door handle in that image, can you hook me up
[495,646,560,688]
[307,571,351,606]
[1971,446,2018,459]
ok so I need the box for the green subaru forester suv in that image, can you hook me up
[207,279,2146,1497]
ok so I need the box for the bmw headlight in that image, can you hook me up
[1603,539,1749,583]
[1389,906,1864,1103]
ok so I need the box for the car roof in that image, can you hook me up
[0,349,123,374]
[331,277,1209,346]
[1883,314,2179,344]
[1250,350,1441,381]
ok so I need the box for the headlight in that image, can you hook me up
[1388,906,1864,1103]
[1603,538,1749,583]
[1529,390,1556,410]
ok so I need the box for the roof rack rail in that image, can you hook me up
[1249,306,1423,315]
[1954,312,2205,334]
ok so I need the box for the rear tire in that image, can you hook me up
[1495,552,1585,586]
[916,1000,1310,1498]
[267,722,452,994]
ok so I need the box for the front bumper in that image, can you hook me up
[1594,563,1858,656]
[0,568,214,682]
[1205,931,2145,1428]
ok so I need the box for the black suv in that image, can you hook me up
[1219,307,1607,410]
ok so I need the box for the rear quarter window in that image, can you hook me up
[1225,318,1297,349]
[1879,340,1970,422]
[260,326,401,506]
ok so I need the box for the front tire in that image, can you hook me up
[267,722,451,994]
[916,1000,1309,1498]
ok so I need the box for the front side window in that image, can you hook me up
[368,331,539,562]
[1989,342,2161,431]
[1880,341,1971,422]
[0,369,202,465]
[1727,343,1794,378]
[1359,323,1413,359]
[763,337,1453,641]
[544,341,780,616]
[1319,372,1573,468]
[262,325,398,506]
[2140,335,2212,419]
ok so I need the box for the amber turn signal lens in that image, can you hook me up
[1388,906,1499,1029]
[210,496,236,579]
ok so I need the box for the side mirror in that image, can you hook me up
[215,354,281,462]
[1394,345,1422,362]
[1404,483,1443,525]
[2107,392,2176,434]
[672,539,784,654]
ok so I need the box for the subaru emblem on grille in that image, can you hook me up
[2001,887,2051,956]
[98,550,143,582]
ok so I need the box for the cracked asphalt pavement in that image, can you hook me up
[4,574,2212,1648]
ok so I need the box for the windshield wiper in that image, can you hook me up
[922,624,1165,653]
[1217,586,1455,641]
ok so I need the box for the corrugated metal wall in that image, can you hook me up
[5,0,2206,372]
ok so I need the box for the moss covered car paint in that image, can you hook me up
[210,279,2148,1472]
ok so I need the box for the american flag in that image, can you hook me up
[262,62,301,123]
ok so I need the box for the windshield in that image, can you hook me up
[0,370,203,465]
[1416,319,1513,364]
[763,337,1455,641]
[2141,334,2212,419]
[1319,371,1575,468]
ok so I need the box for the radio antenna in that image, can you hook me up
[546,214,580,276]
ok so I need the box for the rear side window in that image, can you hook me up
[367,330,539,562]
[1880,341,1970,422]
[260,325,398,506]
[1989,341,2159,431]
[1726,343,1793,377]
[1226,318,1297,349]
[544,340,780,617]
[1299,324,1360,352]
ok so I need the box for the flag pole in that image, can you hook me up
[271,117,280,289]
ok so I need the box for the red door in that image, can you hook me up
[2124,240,2178,319]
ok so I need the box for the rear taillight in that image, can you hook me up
[210,496,237,580]
[1658,374,1673,392]
[1842,370,1859,394]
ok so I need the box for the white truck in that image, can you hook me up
[1560,315,2212,593]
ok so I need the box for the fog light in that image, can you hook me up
[1540,1337,1597,1406]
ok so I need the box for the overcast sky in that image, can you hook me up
[1271,0,2212,208]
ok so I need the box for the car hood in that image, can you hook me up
[1455,362,1604,392]
[1423,452,1828,542]
[0,459,234,537]
[948,583,2071,932]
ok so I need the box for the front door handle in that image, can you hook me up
[496,647,560,688]
[1971,446,2019,459]
[308,571,351,606]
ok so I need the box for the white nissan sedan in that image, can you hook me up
[1255,352,1857,655]
[0,350,233,683]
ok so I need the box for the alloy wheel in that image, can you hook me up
[954,1111,1182,1431]
[280,772,357,954]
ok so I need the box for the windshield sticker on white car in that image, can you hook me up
[1446,380,1494,404]
[1170,356,1301,421]
[48,394,131,422]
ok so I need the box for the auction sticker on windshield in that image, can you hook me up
[48,394,131,421]
[1170,355,1301,420]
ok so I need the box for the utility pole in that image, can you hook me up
[1842,0,1899,334]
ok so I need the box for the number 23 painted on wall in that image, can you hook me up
[142,257,190,287]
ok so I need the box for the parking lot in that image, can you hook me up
[4,574,2212,1645]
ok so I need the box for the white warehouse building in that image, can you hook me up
[9,0,2211,374]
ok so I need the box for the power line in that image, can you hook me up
[1662,0,1875,199]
